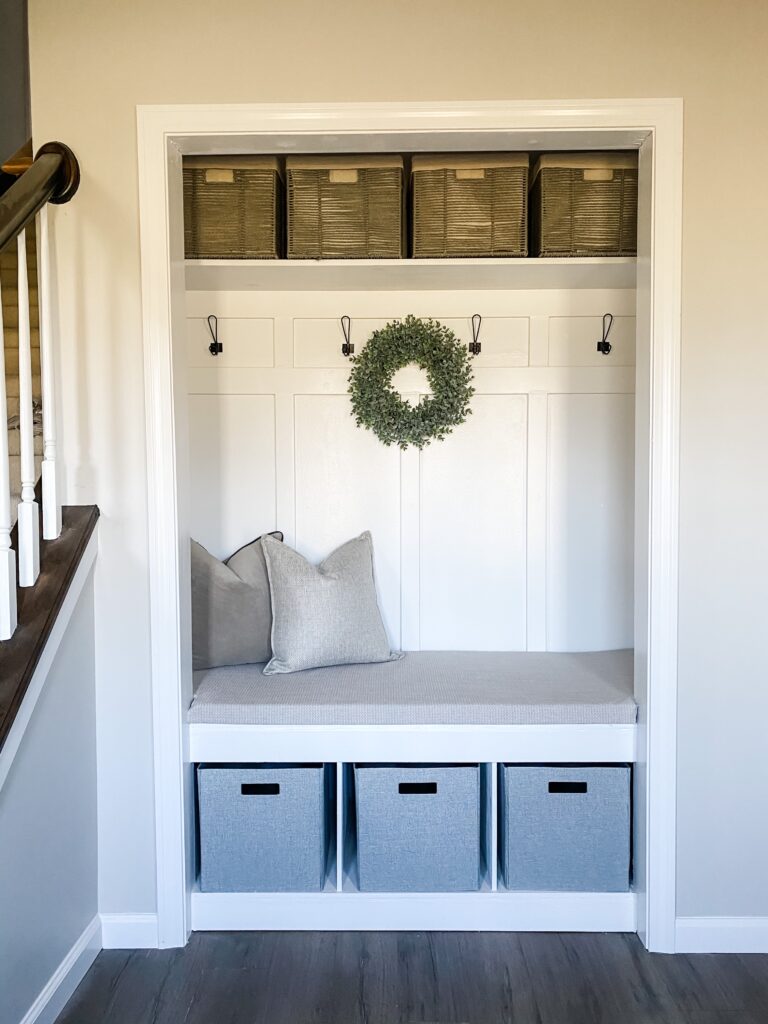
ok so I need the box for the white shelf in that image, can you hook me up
[185,256,637,292]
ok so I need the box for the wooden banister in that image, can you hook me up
[0,142,79,253]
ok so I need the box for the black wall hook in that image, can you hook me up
[469,313,482,356]
[207,314,222,356]
[341,315,354,357]
[597,312,614,355]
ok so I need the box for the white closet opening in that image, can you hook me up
[137,100,682,950]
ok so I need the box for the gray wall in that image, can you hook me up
[0,0,30,163]
[0,576,97,1024]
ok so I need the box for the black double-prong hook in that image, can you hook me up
[469,313,482,356]
[207,314,222,356]
[341,315,354,357]
[597,312,613,355]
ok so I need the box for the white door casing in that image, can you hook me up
[136,100,682,951]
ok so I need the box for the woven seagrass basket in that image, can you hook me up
[530,153,638,257]
[286,156,404,259]
[183,156,283,259]
[412,153,529,257]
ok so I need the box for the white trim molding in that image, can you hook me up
[137,99,683,952]
[189,722,637,765]
[100,912,160,950]
[19,915,101,1024]
[676,917,768,954]
[192,890,636,934]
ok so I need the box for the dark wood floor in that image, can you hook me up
[55,931,768,1024]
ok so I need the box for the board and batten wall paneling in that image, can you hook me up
[187,317,274,367]
[549,315,636,367]
[441,317,529,367]
[188,394,277,559]
[546,393,635,651]
[419,394,528,650]
[294,318,390,368]
[293,316,529,369]
[186,295,635,653]
[294,394,402,648]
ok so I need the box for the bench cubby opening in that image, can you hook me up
[196,762,337,894]
[194,759,632,902]
[498,763,632,893]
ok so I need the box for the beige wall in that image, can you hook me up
[28,0,768,918]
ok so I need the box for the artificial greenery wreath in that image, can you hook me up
[348,315,474,450]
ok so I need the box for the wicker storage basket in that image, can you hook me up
[530,152,638,257]
[286,156,404,259]
[412,153,529,257]
[183,156,283,259]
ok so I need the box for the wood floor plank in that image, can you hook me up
[54,933,768,1024]
[54,951,134,1024]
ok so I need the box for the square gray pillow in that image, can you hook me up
[191,533,282,671]
[261,531,400,675]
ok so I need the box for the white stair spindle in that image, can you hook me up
[36,206,62,539]
[0,277,18,638]
[17,229,40,587]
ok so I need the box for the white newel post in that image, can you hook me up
[0,277,18,638]
[36,206,62,539]
[17,229,40,587]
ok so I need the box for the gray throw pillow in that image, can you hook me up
[191,533,282,671]
[261,531,400,675]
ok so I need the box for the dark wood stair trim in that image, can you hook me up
[0,504,100,752]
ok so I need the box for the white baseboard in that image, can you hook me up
[20,915,101,1024]
[676,916,768,953]
[100,912,160,949]
[191,889,637,933]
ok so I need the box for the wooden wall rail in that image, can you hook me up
[0,142,79,253]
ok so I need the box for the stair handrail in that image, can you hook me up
[0,141,80,638]
[0,142,79,252]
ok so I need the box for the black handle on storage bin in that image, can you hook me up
[548,781,588,794]
[399,782,437,795]
[241,783,280,796]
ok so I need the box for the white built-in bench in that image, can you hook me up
[188,649,637,764]
[188,649,638,932]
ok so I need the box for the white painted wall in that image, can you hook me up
[26,0,768,923]
[185,289,635,654]
[0,573,97,1024]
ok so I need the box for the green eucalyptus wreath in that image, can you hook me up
[348,315,475,450]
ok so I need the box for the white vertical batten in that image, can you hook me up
[0,277,18,638]
[37,205,62,539]
[16,229,40,587]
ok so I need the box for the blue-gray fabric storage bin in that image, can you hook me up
[354,764,481,892]
[197,763,328,892]
[500,764,630,892]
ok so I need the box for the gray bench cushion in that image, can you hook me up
[188,650,636,726]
